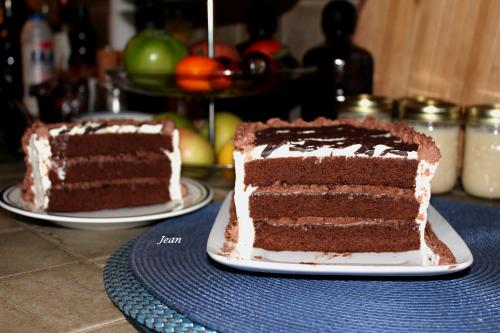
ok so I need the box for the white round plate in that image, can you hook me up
[73,111,153,122]
[0,178,212,230]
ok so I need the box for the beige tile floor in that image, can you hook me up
[0,162,230,333]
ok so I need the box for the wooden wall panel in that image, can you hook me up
[354,0,500,105]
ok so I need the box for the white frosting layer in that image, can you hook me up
[232,150,256,260]
[414,160,440,265]
[28,134,53,210]
[49,122,164,136]
[164,129,182,202]
[250,142,418,160]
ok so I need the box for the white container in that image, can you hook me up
[338,95,393,121]
[398,97,462,194]
[21,13,54,117]
[462,105,500,199]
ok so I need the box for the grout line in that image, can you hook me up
[67,317,128,333]
[19,223,96,264]
[91,255,111,261]
[89,257,110,270]
[0,227,25,234]
[0,260,80,280]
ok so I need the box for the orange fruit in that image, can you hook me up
[217,141,235,165]
[175,55,231,92]
[218,140,236,181]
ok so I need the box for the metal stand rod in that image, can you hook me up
[208,99,215,145]
[206,0,216,146]
[207,0,214,58]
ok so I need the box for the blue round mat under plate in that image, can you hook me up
[104,240,213,333]
[107,199,500,332]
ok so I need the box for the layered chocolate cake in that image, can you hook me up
[226,117,455,265]
[22,119,182,212]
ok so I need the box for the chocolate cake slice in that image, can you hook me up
[227,117,455,266]
[21,119,182,212]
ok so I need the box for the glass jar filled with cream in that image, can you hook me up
[462,104,500,199]
[338,95,393,121]
[398,97,462,194]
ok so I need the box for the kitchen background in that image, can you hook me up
[2,0,499,198]
[79,0,500,105]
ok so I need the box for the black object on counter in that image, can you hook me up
[69,4,97,67]
[236,5,278,54]
[0,0,26,99]
[0,0,29,156]
[300,0,373,120]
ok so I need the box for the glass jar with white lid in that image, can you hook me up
[337,95,393,121]
[462,105,500,199]
[398,97,462,194]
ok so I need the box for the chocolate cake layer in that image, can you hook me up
[48,152,171,185]
[244,156,419,188]
[250,185,419,220]
[47,178,171,212]
[253,218,420,252]
[50,133,173,159]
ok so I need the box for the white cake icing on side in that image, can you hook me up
[232,150,256,260]
[414,160,441,265]
[27,134,54,210]
[250,143,418,160]
[164,129,182,201]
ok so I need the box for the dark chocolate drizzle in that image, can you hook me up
[254,125,418,158]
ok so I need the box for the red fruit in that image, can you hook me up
[244,39,283,60]
[189,40,240,64]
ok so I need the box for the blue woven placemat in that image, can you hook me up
[104,239,214,333]
[128,198,500,333]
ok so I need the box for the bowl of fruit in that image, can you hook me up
[110,29,304,98]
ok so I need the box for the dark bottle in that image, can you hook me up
[0,0,27,99]
[0,80,30,156]
[236,6,278,54]
[69,4,97,67]
[0,0,29,156]
[301,0,373,120]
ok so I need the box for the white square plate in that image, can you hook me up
[207,192,473,276]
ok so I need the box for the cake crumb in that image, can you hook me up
[300,262,317,266]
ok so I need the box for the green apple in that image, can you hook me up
[178,128,215,165]
[154,112,195,130]
[123,29,188,87]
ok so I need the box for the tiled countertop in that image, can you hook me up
[1,161,498,333]
[0,161,230,333]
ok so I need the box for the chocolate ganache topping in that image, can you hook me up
[254,125,418,158]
